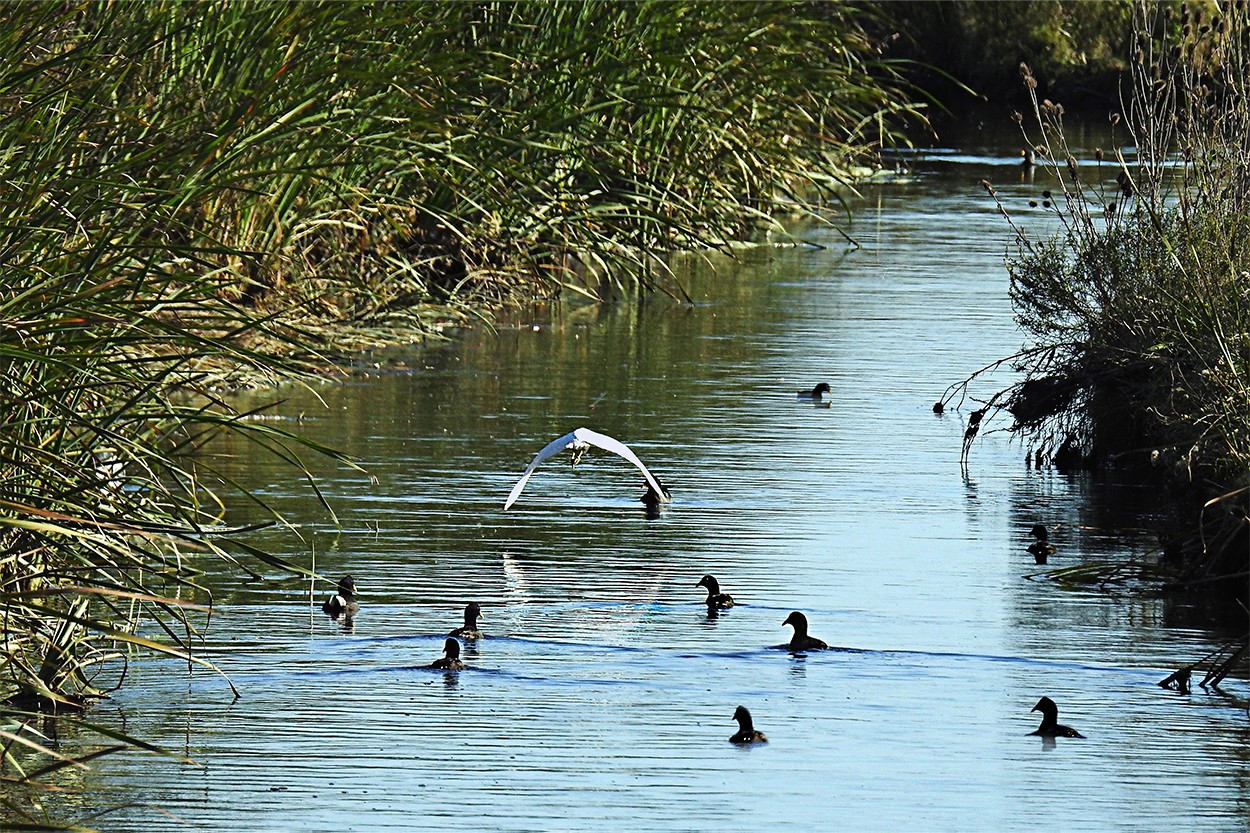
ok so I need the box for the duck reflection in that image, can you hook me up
[786,655,808,679]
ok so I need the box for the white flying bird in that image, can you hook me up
[503,427,671,510]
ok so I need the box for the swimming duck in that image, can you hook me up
[641,483,671,517]
[729,705,768,744]
[782,611,829,651]
[1027,524,1056,565]
[696,575,735,610]
[797,382,831,401]
[430,637,467,671]
[504,427,671,510]
[449,602,484,640]
[1028,696,1085,738]
[322,575,359,619]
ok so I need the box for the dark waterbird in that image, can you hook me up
[641,483,669,518]
[729,706,768,744]
[1027,524,1056,565]
[430,637,467,671]
[697,575,735,610]
[322,575,359,619]
[504,427,671,510]
[1158,667,1192,695]
[783,611,829,652]
[1028,696,1085,738]
[797,382,831,401]
[449,602,484,640]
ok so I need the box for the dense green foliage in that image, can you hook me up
[983,2,1249,583]
[0,1,918,818]
[6,2,919,327]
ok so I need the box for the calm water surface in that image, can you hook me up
[54,140,1249,831]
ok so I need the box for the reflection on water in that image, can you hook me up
[46,140,1248,832]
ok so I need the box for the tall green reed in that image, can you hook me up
[0,2,357,812]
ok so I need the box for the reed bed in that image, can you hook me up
[0,2,918,821]
[0,1,920,330]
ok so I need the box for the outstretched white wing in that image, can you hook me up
[503,430,580,510]
[570,428,667,498]
[502,427,668,509]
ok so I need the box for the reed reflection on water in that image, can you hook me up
[62,147,1249,832]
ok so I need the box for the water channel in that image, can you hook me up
[50,129,1249,831]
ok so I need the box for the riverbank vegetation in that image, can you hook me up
[969,2,1248,604]
[1,2,920,819]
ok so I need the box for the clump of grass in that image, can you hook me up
[968,1,1249,587]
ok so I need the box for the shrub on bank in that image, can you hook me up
[979,3,1249,585]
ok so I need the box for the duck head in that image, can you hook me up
[782,611,809,634]
[696,575,721,594]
